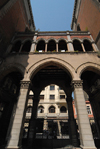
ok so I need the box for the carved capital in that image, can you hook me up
[71,80,83,88]
[20,81,31,89]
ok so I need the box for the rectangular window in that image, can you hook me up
[60,95,65,99]
[40,95,44,100]
[50,85,55,90]
[50,95,55,100]
[87,106,91,114]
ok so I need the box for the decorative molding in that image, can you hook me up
[20,81,31,89]
[71,80,83,88]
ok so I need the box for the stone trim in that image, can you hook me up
[20,81,31,89]
[71,80,83,88]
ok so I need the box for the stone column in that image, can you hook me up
[19,43,23,53]
[30,33,38,52]
[81,43,86,52]
[57,120,62,137]
[92,42,98,51]
[45,43,47,52]
[56,42,58,52]
[66,96,79,147]
[90,97,100,138]
[7,81,31,149]
[67,32,74,52]
[72,80,96,149]
[28,95,39,149]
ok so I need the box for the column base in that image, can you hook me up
[80,145,96,149]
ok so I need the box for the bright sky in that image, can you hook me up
[30,0,75,31]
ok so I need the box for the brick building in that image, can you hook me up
[0,0,100,149]
[71,0,100,49]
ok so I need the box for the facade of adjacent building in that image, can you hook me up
[0,0,100,149]
[71,0,100,49]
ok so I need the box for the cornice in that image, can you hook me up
[71,0,82,30]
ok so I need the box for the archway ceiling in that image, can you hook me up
[32,65,71,94]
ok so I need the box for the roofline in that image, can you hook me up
[27,0,35,30]
[71,0,81,30]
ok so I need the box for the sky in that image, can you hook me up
[30,0,75,31]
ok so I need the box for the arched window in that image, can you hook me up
[49,106,55,113]
[73,39,83,52]
[26,106,32,113]
[21,40,31,52]
[47,40,56,52]
[11,41,21,53]
[83,40,93,51]
[38,106,44,113]
[58,40,68,52]
[60,106,67,113]
[36,40,45,52]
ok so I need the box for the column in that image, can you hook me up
[57,120,62,137]
[56,42,58,52]
[30,33,38,52]
[28,95,39,149]
[7,81,31,149]
[67,32,74,52]
[72,80,96,149]
[19,43,23,53]
[81,43,86,52]
[45,43,47,52]
[92,42,98,51]
[66,96,79,147]
[90,97,100,139]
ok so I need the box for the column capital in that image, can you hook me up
[71,80,83,88]
[20,81,31,89]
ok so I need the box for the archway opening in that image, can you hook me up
[47,40,56,52]
[11,41,21,53]
[83,40,93,51]
[22,63,80,148]
[81,68,100,144]
[36,40,45,52]
[58,40,68,52]
[0,71,23,146]
[21,41,31,52]
[73,39,83,52]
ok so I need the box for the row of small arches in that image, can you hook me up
[26,106,67,114]
[11,39,94,53]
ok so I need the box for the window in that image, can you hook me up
[50,85,55,90]
[87,106,91,114]
[60,106,67,113]
[49,106,55,113]
[38,106,44,113]
[50,95,55,100]
[40,95,44,100]
[60,95,65,99]
[26,107,32,113]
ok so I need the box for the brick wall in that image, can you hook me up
[77,0,100,41]
[0,0,29,56]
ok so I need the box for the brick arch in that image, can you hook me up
[76,62,100,78]
[72,38,82,43]
[47,38,57,43]
[36,38,46,44]
[82,38,93,43]
[27,57,76,80]
[58,38,68,43]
